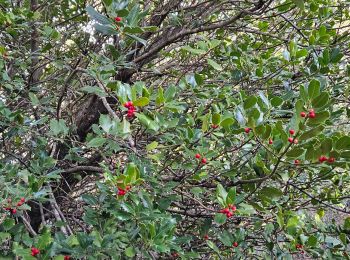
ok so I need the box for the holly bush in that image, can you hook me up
[1,0,350,259]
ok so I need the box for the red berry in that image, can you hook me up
[171,252,179,257]
[294,159,300,165]
[201,158,207,164]
[11,209,17,214]
[222,208,230,214]
[124,101,133,108]
[126,185,131,191]
[17,201,23,207]
[268,139,273,144]
[328,157,335,163]
[309,109,315,113]
[64,256,71,260]
[244,128,251,133]
[319,156,327,163]
[31,247,40,256]
[20,197,25,202]
[309,112,316,118]
[203,234,209,240]
[300,112,306,117]
[226,211,233,218]
[211,124,219,129]
[115,17,122,22]
[289,129,295,135]
[293,139,298,144]
[4,207,11,211]
[233,242,238,247]
[230,205,237,211]
[195,153,201,159]
[117,188,126,196]
[288,137,294,143]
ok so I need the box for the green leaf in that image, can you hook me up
[50,119,69,136]
[126,33,147,45]
[344,217,350,230]
[271,96,283,107]
[121,119,131,134]
[182,46,206,55]
[164,85,176,102]
[29,92,40,106]
[207,240,221,254]
[82,194,98,205]
[87,137,106,148]
[259,187,283,200]
[81,86,107,97]
[330,47,343,63]
[293,0,305,10]
[226,187,236,205]
[156,87,165,105]
[214,213,227,224]
[146,141,158,151]
[299,126,324,141]
[212,113,221,125]
[308,79,320,99]
[86,6,111,24]
[335,136,350,150]
[37,230,53,250]
[262,125,272,139]
[244,96,257,110]
[305,147,321,161]
[94,24,118,35]
[3,219,15,231]
[136,114,159,131]
[312,92,329,108]
[207,58,222,71]
[340,151,350,158]
[296,49,308,58]
[125,246,136,257]
[307,235,318,247]
[133,97,149,107]
[286,148,305,158]
[320,138,332,154]
[218,231,233,246]
[123,26,144,34]
[220,118,234,128]
[216,184,228,203]
[99,114,114,133]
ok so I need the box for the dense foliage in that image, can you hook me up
[1,0,350,259]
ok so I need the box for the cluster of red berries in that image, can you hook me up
[3,197,25,214]
[319,156,335,163]
[287,129,298,144]
[124,101,136,118]
[219,204,237,218]
[114,17,122,22]
[295,244,304,253]
[244,127,251,134]
[117,185,131,196]
[171,252,179,258]
[195,153,207,164]
[31,247,40,256]
[300,109,316,118]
